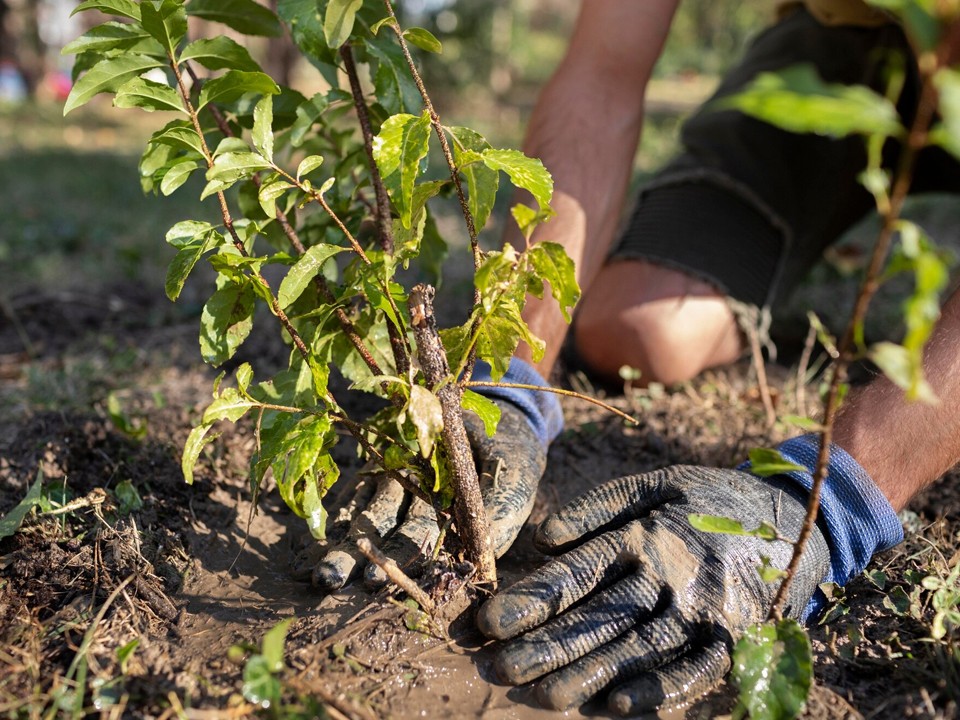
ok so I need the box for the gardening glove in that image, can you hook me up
[477,435,903,715]
[297,358,563,592]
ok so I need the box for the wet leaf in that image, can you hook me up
[733,619,813,720]
[296,154,324,180]
[252,95,274,162]
[261,618,293,672]
[242,655,281,708]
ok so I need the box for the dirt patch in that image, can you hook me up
[2,281,960,719]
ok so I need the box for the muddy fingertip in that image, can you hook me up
[476,595,512,640]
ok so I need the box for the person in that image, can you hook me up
[471,0,960,714]
[306,1,960,715]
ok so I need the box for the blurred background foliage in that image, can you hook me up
[0,0,771,300]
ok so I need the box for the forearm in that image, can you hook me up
[512,0,680,374]
[834,286,960,510]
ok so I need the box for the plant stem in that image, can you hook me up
[767,57,940,621]
[357,538,436,612]
[409,284,496,584]
[340,43,412,377]
[464,381,638,425]
[170,58,312,366]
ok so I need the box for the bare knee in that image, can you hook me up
[573,262,742,386]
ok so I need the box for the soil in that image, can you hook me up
[2,280,960,720]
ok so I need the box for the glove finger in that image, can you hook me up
[534,606,693,711]
[467,403,546,558]
[290,477,377,580]
[492,571,666,686]
[312,475,408,592]
[364,495,439,589]
[535,469,682,554]
[606,634,731,717]
[477,521,639,641]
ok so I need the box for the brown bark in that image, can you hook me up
[408,284,496,584]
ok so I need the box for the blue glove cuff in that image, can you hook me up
[741,433,903,621]
[471,358,564,449]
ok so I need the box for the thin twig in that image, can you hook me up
[795,323,817,419]
[463,381,638,425]
[767,55,940,621]
[356,538,435,613]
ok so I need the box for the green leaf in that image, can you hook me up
[187,0,282,36]
[197,71,280,110]
[152,121,205,155]
[732,619,813,720]
[203,388,258,424]
[61,22,152,55]
[870,341,937,403]
[278,243,346,308]
[0,473,43,540]
[408,385,444,457]
[782,414,823,432]
[181,423,219,484]
[261,618,294,672]
[290,93,329,146]
[865,0,940,50]
[297,154,324,180]
[72,0,139,21]
[324,0,363,48]
[718,63,904,139]
[258,180,293,219]
[757,555,788,583]
[448,126,498,232]
[367,33,422,115]
[882,585,912,616]
[140,0,187,58]
[64,54,164,115]
[403,27,442,54]
[746,448,808,477]
[203,152,272,199]
[200,280,256,365]
[475,304,545,380]
[161,158,202,196]
[688,513,779,541]
[510,203,553,241]
[252,95,274,162]
[482,148,554,211]
[528,241,580,323]
[114,76,184,113]
[370,16,398,34]
[116,639,139,673]
[373,111,432,228]
[242,655,282,708]
[461,390,501,437]
[179,36,261,72]
[114,479,144,515]
[107,392,148,440]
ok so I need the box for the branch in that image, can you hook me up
[463,381,638,425]
[766,55,940,621]
[340,43,412,377]
[409,284,496,584]
[357,538,436,612]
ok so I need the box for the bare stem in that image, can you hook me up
[464,381,638,425]
[766,56,940,621]
[357,538,436,612]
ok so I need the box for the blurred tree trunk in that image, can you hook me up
[7,0,43,95]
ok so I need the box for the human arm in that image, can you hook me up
[512,0,681,375]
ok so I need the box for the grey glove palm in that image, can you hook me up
[477,466,831,715]
[295,400,547,591]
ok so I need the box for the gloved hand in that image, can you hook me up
[294,358,563,591]
[477,436,903,715]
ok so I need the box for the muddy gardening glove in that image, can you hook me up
[297,358,563,592]
[477,435,903,715]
